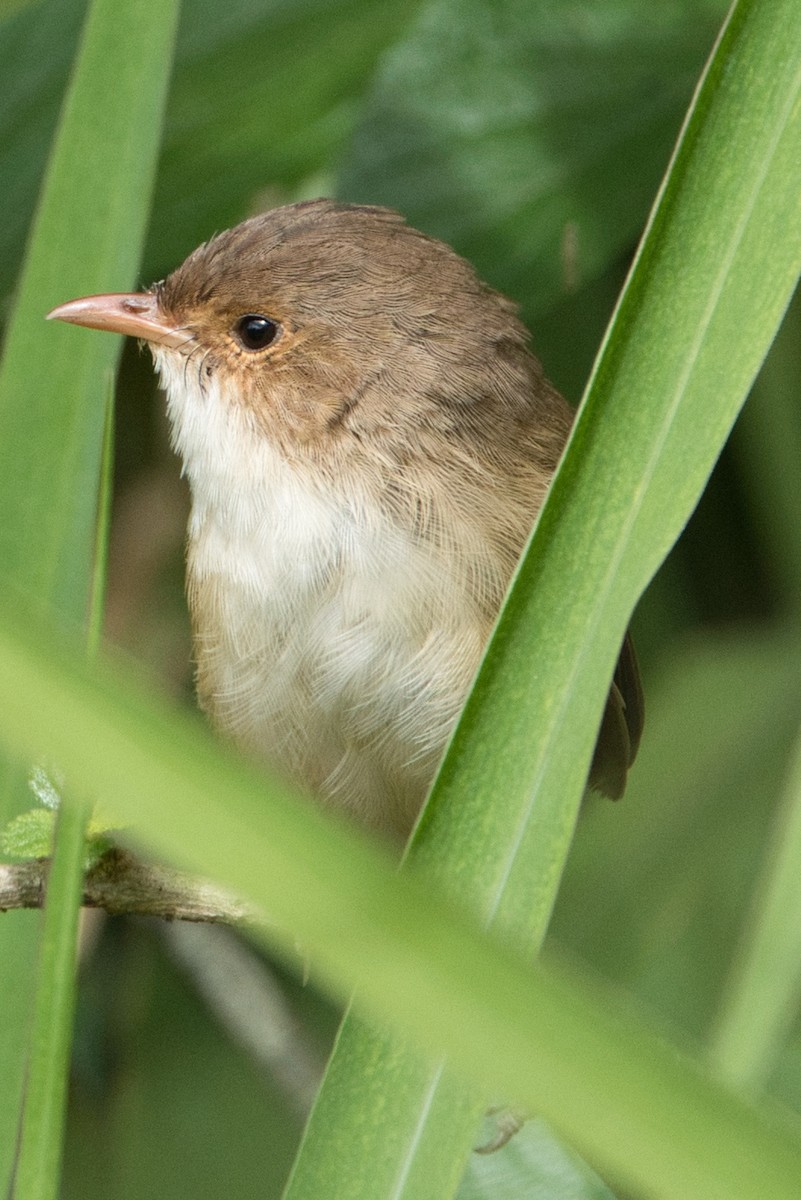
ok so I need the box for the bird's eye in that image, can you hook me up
[233,314,280,351]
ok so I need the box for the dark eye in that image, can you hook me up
[234,314,280,351]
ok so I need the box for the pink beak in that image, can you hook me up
[46,292,189,349]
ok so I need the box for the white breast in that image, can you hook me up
[155,352,487,836]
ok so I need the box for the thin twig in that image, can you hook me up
[0,847,255,924]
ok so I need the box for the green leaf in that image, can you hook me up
[0,6,177,623]
[13,792,93,1200]
[709,714,801,1090]
[338,0,726,321]
[287,1,801,1192]
[0,0,34,18]
[1,809,56,860]
[731,290,801,609]
[1,598,801,1199]
[0,0,422,302]
[553,626,801,1041]
[0,0,179,1191]
[285,1023,484,1199]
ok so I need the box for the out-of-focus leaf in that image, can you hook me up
[2,606,801,1200]
[1,808,55,859]
[552,626,801,1042]
[62,925,306,1200]
[0,0,421,302]
[0,0,35,19]
[338,0,726,321]
[709,710,801,1091]
[732,288,801,609]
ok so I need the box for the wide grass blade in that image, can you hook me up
[1,607,801,1200]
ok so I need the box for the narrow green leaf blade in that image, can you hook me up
[15,387,141,1200]
[709,723,801,1089]
[0,0,179,622]
[421,0,801,944]
[0,0,179,1190]
[12,789,92,1200]
[288,0,801,1194]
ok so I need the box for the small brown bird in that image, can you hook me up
[49,200,642,839]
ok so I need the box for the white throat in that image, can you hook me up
[153,349,486,836]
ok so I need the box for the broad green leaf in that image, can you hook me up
[1,602,801,1199]
[338,0,725,322]
[148,0,422,272]
[0,0,33,17]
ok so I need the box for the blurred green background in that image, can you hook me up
[3,0,801,1195]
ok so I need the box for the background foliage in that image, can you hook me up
[2,0,801,1197]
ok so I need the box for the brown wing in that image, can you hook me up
[588,632,644,800]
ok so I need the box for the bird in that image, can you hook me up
[48,199,642,840]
